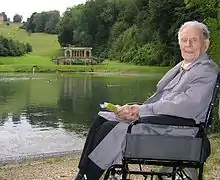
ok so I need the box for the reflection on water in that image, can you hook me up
[0,112,85,159]
[0,73,160,159]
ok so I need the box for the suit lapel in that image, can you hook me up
[156,53,209,92]
[156,62,182,92]
[162,68,186,91]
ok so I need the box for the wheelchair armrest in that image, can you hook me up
[127,115,196,133]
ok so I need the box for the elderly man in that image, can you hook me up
[75,21,219,180]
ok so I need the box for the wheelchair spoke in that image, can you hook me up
[181,169,193,180]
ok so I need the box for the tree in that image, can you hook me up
[58,6,83,46]
[25,11,60,34]
[1,12,8,21]
[185,0,220,30]
[184,0,218,18]
[26,13,37,33]
[26,43,33,53]
[13,14,22,23]
[45,11,60,34]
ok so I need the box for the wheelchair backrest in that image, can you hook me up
[205,72,220,128]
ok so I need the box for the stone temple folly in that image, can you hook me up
[52,46,92,65]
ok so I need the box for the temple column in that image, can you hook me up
[89,50,92,58]
[73,50,76,59]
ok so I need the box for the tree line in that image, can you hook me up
[22,11,60,34]
[0,36,32,56]
[0,12,23,23]
[1,11,60,34]
[57,0,219,66]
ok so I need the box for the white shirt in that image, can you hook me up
[181,61,192,70]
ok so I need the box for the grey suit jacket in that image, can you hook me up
[139,53,219,123]
[89,53,219,169]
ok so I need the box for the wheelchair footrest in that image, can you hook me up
[124,134,202,162]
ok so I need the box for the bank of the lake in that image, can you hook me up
[0,60,170,74]
[0,133,220,180]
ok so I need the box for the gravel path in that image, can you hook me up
[0,155,165,180]
[1,155,220,180]
[0,155,80,180]
[0,148,220,180]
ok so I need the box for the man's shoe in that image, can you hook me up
[74,173,87,180]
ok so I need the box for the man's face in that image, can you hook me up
[179,26,209,62]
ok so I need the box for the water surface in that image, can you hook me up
[0,73,160,160]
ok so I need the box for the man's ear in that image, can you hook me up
[204,39,210,52]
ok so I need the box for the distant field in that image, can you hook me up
[0,23,60,57]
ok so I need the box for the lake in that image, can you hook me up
[0,73,161,161]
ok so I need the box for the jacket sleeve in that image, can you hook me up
[139,71,217,120]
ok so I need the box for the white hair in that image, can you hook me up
[178,21,210,40]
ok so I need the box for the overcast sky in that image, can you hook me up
[0,0,87,21]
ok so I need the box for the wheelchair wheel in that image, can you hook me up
[154,167,198,180]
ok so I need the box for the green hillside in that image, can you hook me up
[0,23,60,66]
[0,23,60,56]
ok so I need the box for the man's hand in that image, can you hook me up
[115,104,140,121]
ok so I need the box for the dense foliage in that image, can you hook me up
[58,0,220,66]
[0,12,9,21]
[0,35,32,56]
[13,14,23,23]
[23,11,60,34]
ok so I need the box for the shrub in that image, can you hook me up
[0,35,33,56]
[120,46,139,62]
[26,43,33,53]
[132,43,160,66]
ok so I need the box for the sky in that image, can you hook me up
[0,0,87,21]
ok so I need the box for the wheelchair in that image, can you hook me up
[104,72,220,180]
